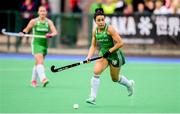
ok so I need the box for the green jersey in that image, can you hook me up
[32,18,49,45]
[95,23,114,55]
[31,18,50,55]
[95,23,125,67]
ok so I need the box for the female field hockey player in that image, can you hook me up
[86,8,134,104]
[21,6,58,87]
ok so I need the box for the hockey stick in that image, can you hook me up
[51,56,102,73]
[1,28,46,38]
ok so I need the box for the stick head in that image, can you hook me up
[50,65,58,73]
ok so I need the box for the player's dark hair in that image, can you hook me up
[94,8,105,20]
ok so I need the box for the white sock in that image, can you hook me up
[90,76,100,99]
[36,64,46,82]
[31,66,38,81]
[118,75,131,88]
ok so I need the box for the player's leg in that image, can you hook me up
[34,53,49,87]
[32,41,49,87]
[109,64,134,96]
[86,58,108,104]
[31,65,38,87]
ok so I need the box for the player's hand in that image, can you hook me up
[46,33,53,38]
[103,50,111,58]
[19,32,25,37]
[85,56,91,63]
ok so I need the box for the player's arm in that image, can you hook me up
[23,19,36,33]
[47,19,58,37]
[108,25,123,53]
[86,30,97,59]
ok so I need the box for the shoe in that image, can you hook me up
[128,80,135,96]
[42,78,49,87]
[86,97,96,105]
[31,80,38,87]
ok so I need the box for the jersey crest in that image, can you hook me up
[112,59,118,66]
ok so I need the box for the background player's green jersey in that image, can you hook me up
[95,23,125,67]
[31,18,50,55]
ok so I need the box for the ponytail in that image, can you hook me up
[94,8,105,20]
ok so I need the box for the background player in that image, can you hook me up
[21,6,58,87]
[86,8,134,104]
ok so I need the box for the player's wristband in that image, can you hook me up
[103,50,111,58]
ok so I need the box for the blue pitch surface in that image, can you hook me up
[0,53,180,63]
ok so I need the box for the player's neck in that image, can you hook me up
[39,17,46,22]
[98,26,105,32]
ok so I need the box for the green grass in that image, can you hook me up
[0,58,180,113]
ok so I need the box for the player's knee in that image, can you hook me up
[93,69,102,75]
[36,60,43,65]
[111,78,119,82]
[111,75,119,82]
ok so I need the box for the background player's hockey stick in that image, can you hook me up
[51,56,102,73]
[1,29,46,38]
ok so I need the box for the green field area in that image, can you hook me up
[0,58,180,113]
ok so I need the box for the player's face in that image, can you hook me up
[95,15,105,29]
[38,7,47,18]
